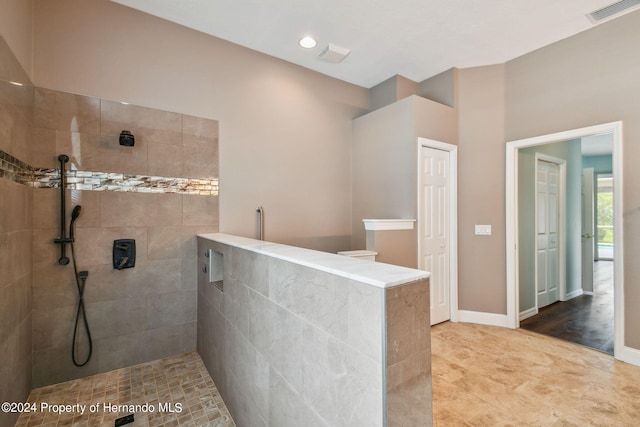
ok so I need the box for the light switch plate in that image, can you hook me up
[475,225,492,235]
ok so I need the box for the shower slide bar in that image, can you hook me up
[53,154,72,265]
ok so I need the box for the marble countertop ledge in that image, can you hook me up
[198,232,430,289]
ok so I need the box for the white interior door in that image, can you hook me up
[421,146,450,325]
[582,168,595,293]
[536,159,560,308]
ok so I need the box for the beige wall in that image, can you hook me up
[505,10,640,349]
[418,68,457,109]
[0,0,33,79]
[456,64,507,314]
[370,75,420,111]
[351,95,456,267]
[32,0,369,253]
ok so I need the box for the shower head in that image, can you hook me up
[71,205,82,221]
[69,205,82,240]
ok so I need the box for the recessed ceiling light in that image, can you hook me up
[299,36,317,49]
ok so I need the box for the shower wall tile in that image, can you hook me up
[100,191,183,228]
[0,232,9,289]
[0,35,34,427]
[101,100,183,147]
[148,225,189,260]
[31,333,99,388]
[88,296,148,339]
[0,81,34,164]
[146,289,197,329]
[31,270,76,310]
[183,194,219,226]
[148,141,184,177]
[183,114,219,143]
[33,188,101,230]
[1,74,220,392]
[30,89,220,388]
[0,276,31,344]
[62,131,148,175]
[1,178,32,232]
[180,321,198,353]
[183,143,218,178]
[32,304,76,351]
[0,316,32,427]
[73,226,149,267]
[34,88,100,135]
[30,127,56,169]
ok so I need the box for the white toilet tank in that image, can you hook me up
[337,250,378,261]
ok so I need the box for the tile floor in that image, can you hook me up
[15,352,234,427]
[14,323,640,426]
[431,322,640,426]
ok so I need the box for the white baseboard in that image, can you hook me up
[456,310,509,328]
[582,291,594,296]
[619,345,640,367]
[563,289,584,300]
[519,307,538,321]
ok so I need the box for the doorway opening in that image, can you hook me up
[596,174,614,261]
[506,122,624,361]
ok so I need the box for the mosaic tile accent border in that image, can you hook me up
[0,149,33,185]
[32,168,219,195]
[0,149,218,196]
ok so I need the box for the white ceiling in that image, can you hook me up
[110,0,622,88]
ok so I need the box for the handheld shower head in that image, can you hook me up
[71,205,82,221]
[69,205,82,240]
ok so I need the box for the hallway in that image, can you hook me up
[520,261,614,354]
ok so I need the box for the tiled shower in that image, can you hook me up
[1,35,220,427]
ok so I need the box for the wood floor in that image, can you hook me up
[520,260,614,354]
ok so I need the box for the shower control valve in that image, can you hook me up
[113,239,136,270]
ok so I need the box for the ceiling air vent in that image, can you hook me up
[318,43,351,63]
[588,0,640,23]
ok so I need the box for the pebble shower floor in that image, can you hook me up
[15,352,235,427]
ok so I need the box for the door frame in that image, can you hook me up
[581,167,596,295]
[506,121,625,361]
[417,137,458,322]
[534,154,567,310]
